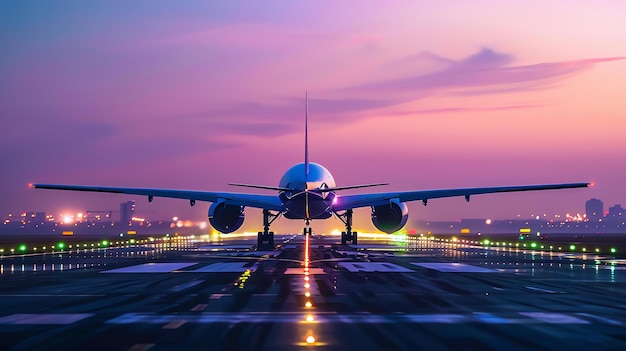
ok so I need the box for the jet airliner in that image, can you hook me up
[33,96,589,247]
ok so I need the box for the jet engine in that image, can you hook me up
[208,202,245,233]
[371,201,409,233]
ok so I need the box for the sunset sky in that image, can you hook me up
[2,1,625,233]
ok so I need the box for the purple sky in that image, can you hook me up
[2,1,625,233]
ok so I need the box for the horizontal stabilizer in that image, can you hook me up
[319,183,389,192]
[228,183,293,192]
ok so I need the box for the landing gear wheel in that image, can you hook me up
[257,209,279,251]
[337,209,357,245]
[341,231,357,245]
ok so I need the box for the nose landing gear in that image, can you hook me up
[303,218,313,237]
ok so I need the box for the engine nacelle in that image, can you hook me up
[208,202,245,233]
[371,201,409,233]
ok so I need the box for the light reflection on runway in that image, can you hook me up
[2,234,626,350]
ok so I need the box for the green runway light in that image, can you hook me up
[19,244,26,252]
[129,239,136,244]
[102,240,109,246]
[483,239,490,245]
[569,245,576,251]
[530,242,537,248]
[611,248,617,254]
[57,242,65,249]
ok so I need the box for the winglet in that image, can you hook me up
[304,91,309,179]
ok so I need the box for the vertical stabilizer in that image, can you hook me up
[305,91,309,178]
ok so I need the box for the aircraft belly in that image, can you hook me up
[282,193,332,219]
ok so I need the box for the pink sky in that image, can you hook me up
[1,1,625,233]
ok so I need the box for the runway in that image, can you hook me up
[1,234,626,351]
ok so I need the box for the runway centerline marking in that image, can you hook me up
[285,268,324,274]
[101,262,197,273]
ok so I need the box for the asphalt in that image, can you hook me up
[1,234,626,351]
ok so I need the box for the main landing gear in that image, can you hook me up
[336,209,358,245]
[258,209,279,250]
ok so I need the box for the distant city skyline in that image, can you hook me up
[3,197,622,233]
[1,2,625,233]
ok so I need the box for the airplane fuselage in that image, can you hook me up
[278,162,336,220]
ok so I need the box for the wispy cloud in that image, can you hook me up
[389,104,545,116]
[190,48,623,137]
[352,48,625,95]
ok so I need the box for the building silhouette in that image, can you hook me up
[607,204,624,220]
[120,201,135,225]
[585,198,604,221]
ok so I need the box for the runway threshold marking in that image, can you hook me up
[210,293,231,299]
[0,313,93,325]
[520,312,589,324]
[191,304,208,312]
[0,294,105,297]
[338,262,413,273]
[191,262,258,273]
[412,262,496,273]
[106,312,614,325]
[576,313,623,325]
[170,280,203,292]
[101,262,197,273]
[127,344,154,351]
[162,320,186,329]
[525,286,560,294]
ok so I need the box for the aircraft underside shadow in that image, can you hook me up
[256,208,358,250]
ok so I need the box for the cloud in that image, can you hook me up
[390,104,544,116]
[174,49,622,140]
[351,48,625,95]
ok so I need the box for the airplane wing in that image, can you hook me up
[32,184,284,211]
[332,182,590,211]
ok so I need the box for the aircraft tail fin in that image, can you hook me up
[304,91,309,179]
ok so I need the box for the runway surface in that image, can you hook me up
[1,234,626,351]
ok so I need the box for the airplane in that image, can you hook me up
[32,95,589,248]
